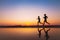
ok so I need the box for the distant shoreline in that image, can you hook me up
[0,25,60,28]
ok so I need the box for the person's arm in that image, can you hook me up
[43,17,44,18]
[47,16,48,18]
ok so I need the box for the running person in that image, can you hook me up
[37,16,42,25]
[43,14,50,25]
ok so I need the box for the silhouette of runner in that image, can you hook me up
[38,28,43,38]
[43,14,50,25]
[44,28,50,40]
[37,16,42,25]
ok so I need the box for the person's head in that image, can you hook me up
[44,14,46,16]
[38,16,40,18]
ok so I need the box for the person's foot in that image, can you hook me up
[48,23,50,25]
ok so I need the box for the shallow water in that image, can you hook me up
[0,28,60,40]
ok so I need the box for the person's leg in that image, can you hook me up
[40,22,43,24]
[37,22,39,26]
[43,22,45,26]
[46,21,50,25]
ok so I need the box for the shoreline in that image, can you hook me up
[0,25,60,28]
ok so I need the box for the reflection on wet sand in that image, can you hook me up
[38,28,43,38]
[44,28,50,40]
[37,28,51,40]
[0,28,60,40]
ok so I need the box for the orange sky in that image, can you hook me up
[0,0,60,26]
